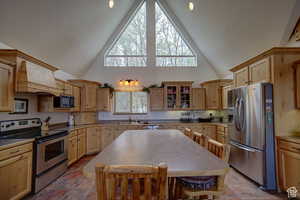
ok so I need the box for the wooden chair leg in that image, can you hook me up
[174,180,182,200]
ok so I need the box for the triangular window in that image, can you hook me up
[104,0,197,67]
[155,3,196,67]
[105,2,147,67]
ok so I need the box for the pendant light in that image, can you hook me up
[108,0,114,8]
[188,1,194,11]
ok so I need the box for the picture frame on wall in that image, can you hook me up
[10,98,29,114]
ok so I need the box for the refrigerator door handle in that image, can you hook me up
[234,98,241,131]
[230,141,259,153]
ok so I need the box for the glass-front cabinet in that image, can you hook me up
[163,82,193,110]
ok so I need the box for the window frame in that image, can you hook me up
[103,0,199,68]
[113,91,148,115]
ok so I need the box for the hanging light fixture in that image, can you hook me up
[108,0,114,8]
[188,1,194,11]
[119,79,140,89]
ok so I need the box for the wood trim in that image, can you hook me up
[200,79,232,86]
[0,58,16,67]
[68,79,101,86]
[162,81,193,85]
[0,49,59,71]
[230,47,300,72]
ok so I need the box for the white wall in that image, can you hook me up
[0,41,13,49]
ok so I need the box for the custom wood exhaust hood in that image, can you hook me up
[0,50,60,96]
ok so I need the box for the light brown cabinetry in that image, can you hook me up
[234,67,249,87]
[163,81,193,110]
[149,88,164,111]
[0,143,33,200]
[277,137,300,195]
[216,125,228,144]
[86,127,101,154]
[97,88,112,111]
[222,85,232,109]
[77,129,86,159]
[0,62,14,112]
[294,62,300,109]
[72,85,81,112]
[69,80,100,112]
[201,80,232,110]
[202,125,217,140]
[68,133,78,166]
[192,88,205,110]
[233,57,272,88]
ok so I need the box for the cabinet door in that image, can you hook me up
[179,85,192,109]
[203,125,217,140]
[77,131,86,159]
[68,136,78,166]
[295,64,300,109]
[101,127,115,149]
[97,88,111,111]
[86,127,100,154]
[203,82,221,110]
[0,63,14,112]
[82,84,97,111]
[72,85,81,112]
[192,88,205,110]
[165,85,178,110]
[64,83,73,96]
[149,88,164,111]
[0,151,32,200]
[278,149,300,192]
[222,85,232,109]
[234,67,249,87]
[249,58,271,84]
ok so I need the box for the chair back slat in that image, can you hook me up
[95,163,168,200]
[193,132,207,147]
[207,138,231,162]
[184,128,194,140]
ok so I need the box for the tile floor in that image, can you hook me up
[26,156,287,200]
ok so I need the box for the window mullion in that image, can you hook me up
[146,0,156,67]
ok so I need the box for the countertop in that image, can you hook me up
[0,138,34,151]
[277,135,300,144]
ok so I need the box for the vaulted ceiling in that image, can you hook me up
[0,0,298,76]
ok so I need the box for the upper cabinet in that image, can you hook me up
[0,49,60,96]
[192,88,205,110]
[97,88,112,112]
[163,81,193,110]
[222,85,232,110]
[0,60,14,112]
[69,80,101,112]
[72,85,81,112]
[201,80,232,110]
[232,56,272,88]
[149,88,164,111]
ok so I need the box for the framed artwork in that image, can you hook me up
[11,98,29,114]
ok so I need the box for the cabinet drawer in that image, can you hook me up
[278,140,300,153]
[69,130,77,137]
[217,126,225,132]
[0,143,33,161]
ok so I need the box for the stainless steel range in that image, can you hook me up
[0,118,68,193]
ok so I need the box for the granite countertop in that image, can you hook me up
[0,138,34,151]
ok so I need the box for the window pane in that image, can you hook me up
[132,92,148,113]
[105,2,146,67]
[156,56,197,67]
[105,56,147,67]
[155,3,197,66]
[115,92,131,113]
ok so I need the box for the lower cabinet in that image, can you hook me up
[0,143,33,200]
[77,130,87,159]
[68,134,78,166]
[86,127,101,154]
[202,125,217,140]
[277,137,300,196]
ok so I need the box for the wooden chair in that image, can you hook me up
[184,128,194,140]
[207,138,231,163]
[95,163,168,200]
[193,132,207,148]
[174,139,231,200]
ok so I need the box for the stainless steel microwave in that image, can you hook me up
[53,96,74,108]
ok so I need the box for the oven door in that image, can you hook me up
[36,135,68,175]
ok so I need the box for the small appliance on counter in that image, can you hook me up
[0,118,68,193]
[180,112,194,123]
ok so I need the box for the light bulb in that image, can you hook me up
[125,81,129,86]
[188,1,194,11]
[135,80,139,86]
[109,0,114,8]
[119,80,124,86]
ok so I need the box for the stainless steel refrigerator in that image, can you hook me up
[228,83,277,190]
